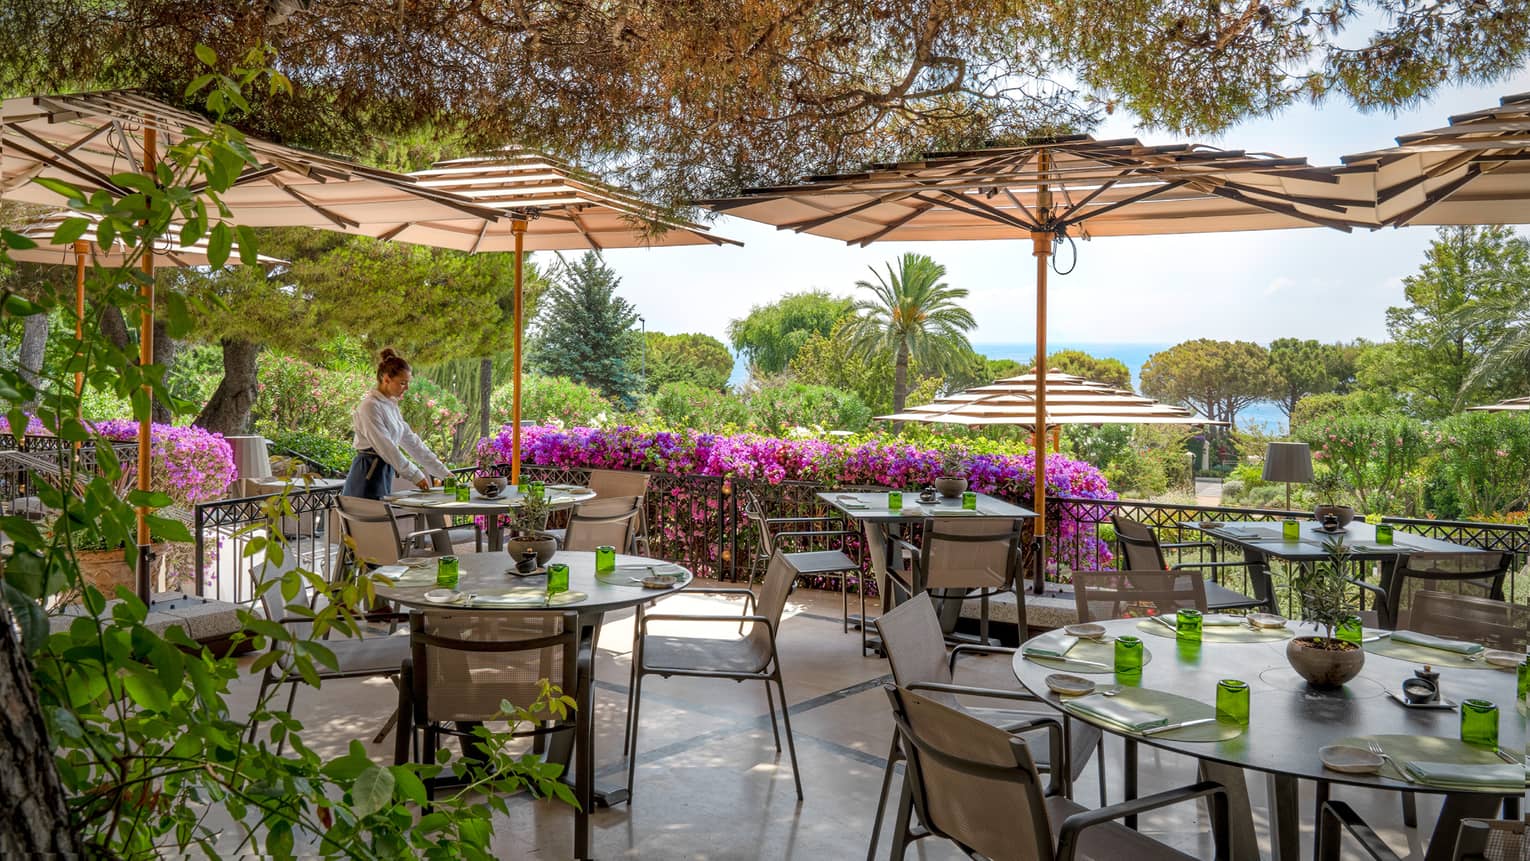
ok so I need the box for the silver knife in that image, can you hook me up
[1025,653,1112,670]
[1141,717,1218,736]
[1493,748,1524,765]
[1151,615,1177,631]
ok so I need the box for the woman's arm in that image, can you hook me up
[399,424,450,480]
[356,396,425,484]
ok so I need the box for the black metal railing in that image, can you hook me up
[191,481,344,604]
[1,434,138,523]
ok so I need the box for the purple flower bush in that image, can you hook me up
[479,424,1115,574]
[0,412,47,436]
[94,420,237,506]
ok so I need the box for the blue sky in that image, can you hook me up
[564,67,1530,351]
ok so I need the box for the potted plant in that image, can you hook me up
[504,491,557,565]
[934,448,969,498]
[1310,471,1355,527]
[1284,537,1364,688]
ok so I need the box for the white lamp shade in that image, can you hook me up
[1262,442,1313,483]
[225,435,273,479]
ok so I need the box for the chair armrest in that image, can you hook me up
[905,681,1043,705]
[1161,540,1216,551]
[771,529,854,542]
[1170,560,1255,571]
[1345,577,1387,600]
[948,643,1017,674]
[679,586,758,614]
[1057,780,1229,861]
[641,613,773,636]
[403,526,454,544]
[763,515,845,525]
[1318,800,1403,861]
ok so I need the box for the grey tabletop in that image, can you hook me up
[384,484,596,517]
[817,490,1037,523]
[374,550,692,615]
[1195,519,1485,561]
[1012,617,1526,793]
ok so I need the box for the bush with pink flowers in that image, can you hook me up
[93,420,237,506]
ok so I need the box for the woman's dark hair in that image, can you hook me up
[376,347,410,383]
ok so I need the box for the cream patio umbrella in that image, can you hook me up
[704,135,1375,592]
[405,149,740,483]
[1467,396,1530,412]
[1,89,509,599]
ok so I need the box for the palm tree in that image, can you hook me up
[845,253,976,426]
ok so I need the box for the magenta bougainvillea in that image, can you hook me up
[93,420,237,506]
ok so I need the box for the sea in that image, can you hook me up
[728,340,1287,433]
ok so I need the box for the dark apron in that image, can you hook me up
[342,449,395,500]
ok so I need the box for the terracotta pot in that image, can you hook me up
[1286,636,1364,688]
[74,545,171,597]
[1312,505,1355,527]
[933,476,969,498]
[506,533,558,566]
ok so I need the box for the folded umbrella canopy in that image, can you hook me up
[705,135,1374,592]
[880,372,1225,434]
[406,149,739,483]
[1,89,508,600]
[1466,396,1530,412]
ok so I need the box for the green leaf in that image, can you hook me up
[123,667,173,712]
[30,176,87,203]
[350,764,395,818]
[51,217,91,246]
[207,222,232,269]
[236,225,259,266]
[2,228,38,251]
[195,43,217,68]
[1,581,47,654]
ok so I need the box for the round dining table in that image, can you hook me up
[384,484,596,551]
[1013,618,1526,861]
[375,549,693,860]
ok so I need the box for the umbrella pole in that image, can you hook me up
[74,241,86,403]
[135,127,157,603]
[510,217,527,485]
[1031,230,1050,595]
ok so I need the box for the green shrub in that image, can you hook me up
[648,381,749,430]
[399,375,468,460]
[1297,411,1428,515]
[1433,412,1530,517]
[264,428,356,476]
[746,379,872,434]
[491,374,614,428]
[252,354,366,440]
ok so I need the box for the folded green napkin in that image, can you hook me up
[1403,761,1528,791]
[1021,631,1079,658]
[1064,695,1168,731]
[1391,630,1485,655]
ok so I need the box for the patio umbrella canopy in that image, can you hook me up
[406,149,739,483]
[0,89,510,600]
[880,371,1223,429]
[705,135,1374,592]
[1466,396,1530,412]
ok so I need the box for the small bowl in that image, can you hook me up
[473,475,508,498]
[1247,613,1288,629]
[641,574,681,589]
[1319,745,1383,774]
[1044,673,1096,697]
[424,589,461,604]
[1483,649,1523,669]
[1064,623,1106,639]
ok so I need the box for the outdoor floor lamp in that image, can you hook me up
[1263,441,1314,511]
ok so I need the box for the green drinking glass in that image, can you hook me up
[887,490,903,510]
[443,474,457,491]
[530,481,546,501]
[1375,523,1394,545]
[436,555,459,588]
[596,545,616,573]
[1282,518,1299,541]
[1516,657,1528,703]
[1176,608,1203,642]
[1336,615,1364,646]
[1115,635,1144,672]
[961,491,977,510]
[546,562,570,596]
[454,484,471,502]
[1460,699,1499,748]
[1216,679,1250,726]
[517,480,529,496]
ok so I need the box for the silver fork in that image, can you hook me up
[1366,740,1414,782]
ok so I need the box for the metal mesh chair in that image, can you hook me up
[625,551,803,800]
[1408,589,1529,652]
[335,495,457,569]
[561,495,643,553]
[1320,801,1526,861]
[1072,570,1209,621]
[882,685,1229,861]
[1351,551,1511,630]
[548,469,652,553]
[741,488,860,632]
[867,598,1106,861]
[1111,515,1272,612]
[892,517,1025,646]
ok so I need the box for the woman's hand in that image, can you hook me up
[416,477,431,491]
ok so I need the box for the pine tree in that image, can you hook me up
[528,253,641,407]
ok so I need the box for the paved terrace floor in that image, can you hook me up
[227,582,1458,860]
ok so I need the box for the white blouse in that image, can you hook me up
[351,388,449,484]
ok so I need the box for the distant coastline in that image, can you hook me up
[728,340,1288,433]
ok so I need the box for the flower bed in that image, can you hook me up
[93,420,237,506]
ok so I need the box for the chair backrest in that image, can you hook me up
[918,517,1022,591]
[1110,515,1168,571]
[336,495,406,566]
[1386,551,1510,628]
[745,552,800,658]
[874,597,953,689]
[1408,589,1529,652]
[742,489,776,556]
[886,686,1054,861]
[585,468,651,500]
[563,495,642,553]
[408,610,578,724]
[1072,570,1209,622]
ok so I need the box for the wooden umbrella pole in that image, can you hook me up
[1031,229,1051,594]
[510,217,527,485]
[73,240,86,401]
[135,127,156,603]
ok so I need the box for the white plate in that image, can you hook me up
[1044,674,1097,697]
[1248,613,1288,629]
[424,589,461,604]
[1064,623,1106,639]
[1320,745,1383,774]
[1483,650,1524,669]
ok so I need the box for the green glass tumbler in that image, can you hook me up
[531,481,546,501]
[961,491,977,510]
[517,480,529,496]
[1282,518,1299,541]
[596,545,616,573]
[1460,699,1499,748]
[1176,608,1203,642]
[1516,657,1528,703]
[546,562,569,596]
[1375,523,1394,545]
[887,490,903,510]
[455,484,471,502]
[1216,679,1250,725]
[1336,615,1364,646]
[436,555,459,588]
[443,474,457,491]
[1114,635,1144,672]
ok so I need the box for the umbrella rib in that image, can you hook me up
[266,178,361,229]
[931,188,1036,231]
[6,125,131,195]
[468,218,491,254]
[1375,150,1481,205]
[1386,163,1482,226]
[850,199,936,245]
[1202,185,1356,231]
[778,193,913,231]
[1057,180,1190,229]
[566,206,604,251]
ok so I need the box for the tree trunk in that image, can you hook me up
[479,356,493,440]
[99,304,130,352]
[150,318,177,424]
[193,338,259,435]
[17,312,48,400]
[0,592,83,858]
[891,342,910,433]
